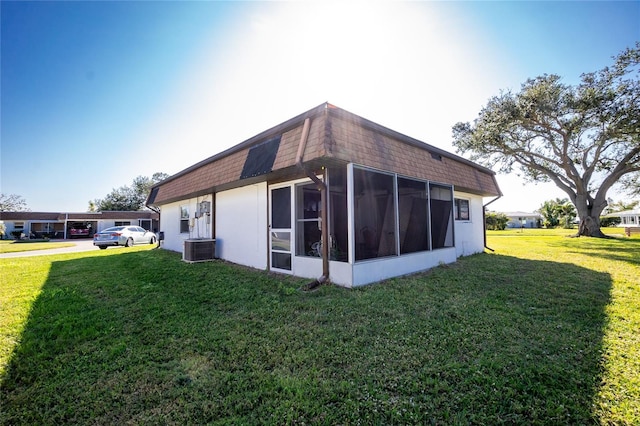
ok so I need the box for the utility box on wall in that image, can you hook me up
[183,238,216,263]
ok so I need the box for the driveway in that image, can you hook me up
[0,239,104,258]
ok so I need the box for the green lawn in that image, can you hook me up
[1,230,638,424]
[0,240,76,254]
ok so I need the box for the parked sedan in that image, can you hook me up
[93,226,156,249]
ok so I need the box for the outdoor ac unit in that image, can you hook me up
[183,239,216,263]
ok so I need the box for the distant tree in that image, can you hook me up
[87,200,97,212]
[538,198,576,229]
[485,211,509,230]
[0,193,30,212]
[604,199,639,214]
[538,200,561,228]
[0,221,6,239]
[558,201,577,229]
[92,173,168,211]
[452,44,640,238]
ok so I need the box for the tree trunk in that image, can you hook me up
[574,192,609,238]
[577,215,607,238]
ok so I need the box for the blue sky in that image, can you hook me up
[2,1,639,213]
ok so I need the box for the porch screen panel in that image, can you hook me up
[328,167,348,262]
[295,183,321,257]
[354,168,397,261]
[429,183,454,249]
[398,177,429,254]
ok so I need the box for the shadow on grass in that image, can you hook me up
[1,249,612,424]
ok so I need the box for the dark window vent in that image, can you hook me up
[430,152,442,161]
[240,136,282,179]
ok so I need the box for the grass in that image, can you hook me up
[0,240,75,254]
[1,230,638,424]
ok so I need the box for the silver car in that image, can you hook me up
[93,226,156,249]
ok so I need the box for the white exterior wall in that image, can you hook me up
[2,221,22,237]
[216,183,268,270]
[160,195,214,253]
[351,248,457,287]
[160,201,189,252]
[454,193,486,257]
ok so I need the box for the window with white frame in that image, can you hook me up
[180,206,190,233]
[454,198,470,221]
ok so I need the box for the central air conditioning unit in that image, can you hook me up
[183,238,216,263]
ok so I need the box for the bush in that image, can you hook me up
[600,217,621,227]
[486,212,509,230]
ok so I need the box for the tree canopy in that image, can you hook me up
[452,44,640,237]
[537,198,577,229]
[0,193,30,212]
[91,173,168,212]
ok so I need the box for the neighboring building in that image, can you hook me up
[0,211,159,239]
[147,103,502,287]
[503,211,542,228]
[606,209,640,227]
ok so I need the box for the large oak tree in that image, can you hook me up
[452,44,639,237]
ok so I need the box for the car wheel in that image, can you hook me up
[150,236,156,245]
[99,246,107,250]
[125,238,134,247]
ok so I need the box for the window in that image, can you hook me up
[454,198,470,221]
[429,183,454,249]
[139,219,152,231]
[398,177,429,254]
[115,221,131,226]
[14,222,24,231]
[354,168,397,260]
[180,206,190,233]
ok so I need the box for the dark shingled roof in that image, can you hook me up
[148,103,501,206]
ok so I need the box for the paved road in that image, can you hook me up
[0,239,110,259]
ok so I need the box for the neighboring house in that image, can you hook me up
[147,103,502,287]
[0,211,159,239]
[605,209,640,227]
[503,212,542,228]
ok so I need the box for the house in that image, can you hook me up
[147,103,502,287]
[606,209,640,227]
[503,211,542,228]
[0,211,159,239]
